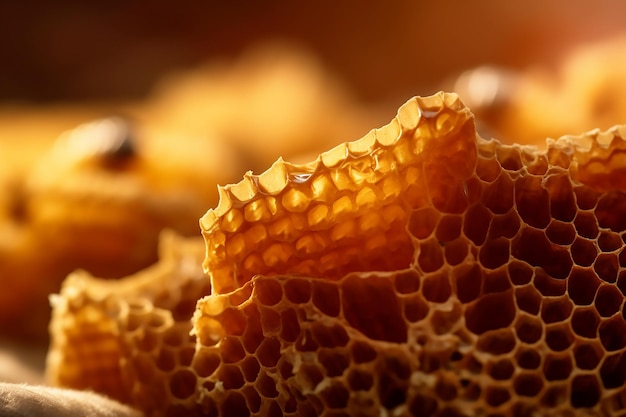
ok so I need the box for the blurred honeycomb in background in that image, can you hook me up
[2,0,626,399]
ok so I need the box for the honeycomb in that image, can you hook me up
[48,92,626,416]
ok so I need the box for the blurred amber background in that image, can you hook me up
[0,1,624,104]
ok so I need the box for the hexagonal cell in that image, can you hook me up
[545,174,577,222]
[463,204,492,246]
[465,290,516,335]
[543,352,572,381]
[254,371,279,398]
[541,384,568,408]
[318,350,350,377]
[570,374,601,408]
[417,238,445,273]
[598,231,623,252]
[596,191,626,233]
[570,238,598,267]
[478,237,510,270]
[444,238,470,266]
[545,220,576,246]
[421,272,452,303]
[435,214,463,242]
[475,156,501,182]
[573,342,603,371]
[567,267,601,306]
[571,307,601,339]
[347,368,374,391]
[514,314,543,344]
[453,263,482,304]
[508,261,533,286]
[540,296,573,324]
[408,206,441,240]
[599,315,626,351]
[573,211,599,239]
[430,302,463,335]
[341,274,406,343]
[476,328,517,355]
[514,176,551,229]
[485,386,511,407]
[169,368,197,399]
[320,381,350,410]
[217,364,245,390]
[515,347,541,370]
[482,173,514,214]
[594,284,623,317]
[545,323,575,352]
[311,281,340,317]
[599,351,626,389]
[488,210,521,239]
[403,294,429,323]
[594,253,619,283]
[255,278,284,307]
[349,340,377,364]
[488,359,515,381]
[513,372,544,397]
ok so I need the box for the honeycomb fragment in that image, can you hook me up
[48,92,626,416]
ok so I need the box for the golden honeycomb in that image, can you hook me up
[48,92,626,416]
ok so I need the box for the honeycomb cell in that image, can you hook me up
[571,307,601,338]
[594,284,623,317]
[417,238,445,272]
[393,269,421,294]
[596,191,626,233]
[571,237,598,267]
[514,314,543,344]
[574,211,599,239]
[496,146,524,172]
[341,274,407,343]
[475,157,501,182]
[515,347,541,370]
[540,296,573,323]
[573,342,603,370]
[570,374,601,408]
[594,253,619,283]
[600,352,626,389]
[465,290,516,335]
[515,286,542,315]
[545,220,577,245]
[568,268,601,305]
[347,368,374,391]
[444,237,470,265]
[515,176,551,229]
[543,353,573,381]
[479,237,510,270]
[507,260,533,286]
[463,204,491,246]
[545,323,575,351]
[422,272,452,303]
[477,328,517,355]
[485,386,511,407]
[169,369,198,399]
[483,173,515,214]
[408,206,441,240]
[599,315,626,351]
[513,372,544,397]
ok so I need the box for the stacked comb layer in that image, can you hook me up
[48,92,626,416]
